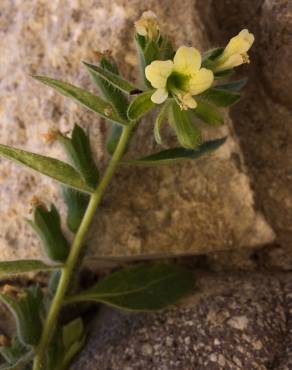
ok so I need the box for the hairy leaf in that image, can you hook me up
[29,204,70,262]
[0,144,93,193]
[193,100,224,126]
[62,188,89,233]
[154,102,169,145]
[122,137,226,166]
[32,76,128,126]
[168,102,201,149]
[83,62,137,95]
[217,78,247,91]
[201,88,241,107]
[0,351,33,370]
[0,287,43,346]
[127,90,155,121]
[0,260,61,278]
[66,264,194,311]
[58,124,99,188]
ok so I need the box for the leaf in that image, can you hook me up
[29,204,70,262]
[154,102,169,144]
[66,264,194,311]
[106,124,124,155]
[201,88,241,107]
[86,56,129,123]
[168,102,201,149]
[0,144,93,194]
[62,188,89,233]
[0,336,28,365]
[0,351,33,370]
[0,287,43,346]
[214,69,234,80]
[83,62,137,95]
[58,124,99,188]
[122,137,227,166]
[0,260,61,278]
[127,90,155,121]
[217,78,247,91]
[32,76,128,126]
[193,100,224,126]
[62,318,84,350]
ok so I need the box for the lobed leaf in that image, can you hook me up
[122,137,227,166]
[66,264,194,311]
[32,76,128,126]
[0,144,93,193]
[58,124,99,188]
[29,204,70,263]
[0,287,43,346]
[127,90,155,121]
[0,260,61,278]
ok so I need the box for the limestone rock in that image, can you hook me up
[0,0,274,261]
[196,0,292,270]
[72,272,292,370]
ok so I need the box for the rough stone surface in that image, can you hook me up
[72,272,292,370]
[0,0,274,261]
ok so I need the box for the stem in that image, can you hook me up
[33,124,133,370]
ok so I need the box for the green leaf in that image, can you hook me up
[158,36,175,60]
[0,336,28,365]
[127,90,155,121]
[62,318,84,350]
[154,102,169,145]
[29,204,70,262]
[62,188,89,233]
[0,260,61,278]
[86,56,130,121]
[106,124,124,155]
[0,351,33,370]
[58,124,99,188]
[168,102,201,149]
[217,78,247,91]
[66,264,194,311]
[0,287,43,346]
[83,62,137,95]
[122,137,227,166]
[214,69,234,80]
[201,88,241,107]
[32,76,128,126]
[203,47,224,62]
[193,100,224,126]
[0,144,93,194]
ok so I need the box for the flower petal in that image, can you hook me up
[188,68,214,95]
[224,29,254,58]
[145,60,174,89]
[151,88,169,104]
[214,54,244,72]
[173,46,201,74]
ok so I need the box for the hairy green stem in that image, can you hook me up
[33,124,133,370]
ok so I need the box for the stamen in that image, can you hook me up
[241,52,250,64]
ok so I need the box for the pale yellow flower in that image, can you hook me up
[213,29,254,72]
[134,11,159,40]
[145,46,214,109]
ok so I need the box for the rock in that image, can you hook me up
[196,0,292,270]
[0,0,274,261]
[72,272,292,370]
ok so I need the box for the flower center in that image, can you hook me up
[167,71,189,93]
